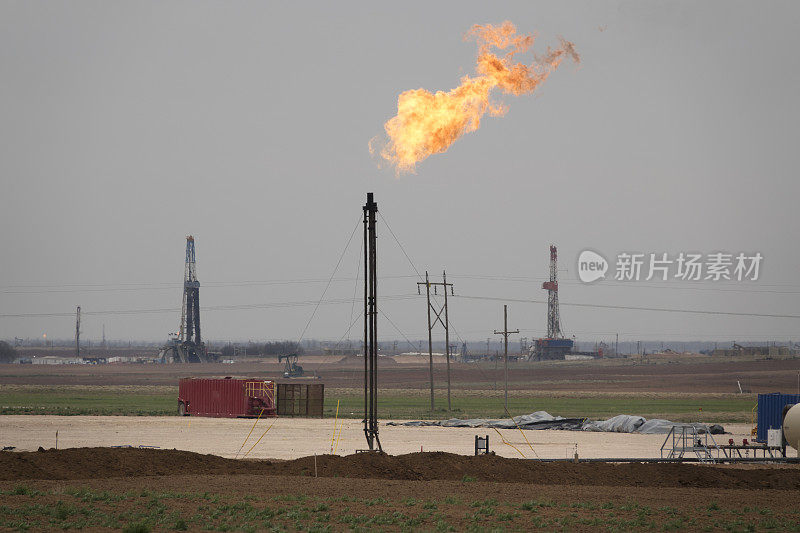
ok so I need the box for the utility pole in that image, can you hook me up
[417,271,455,411]
[422,272,433,411]
[494,305,519,412]
[102,324,107,351]
[75,306,81,359]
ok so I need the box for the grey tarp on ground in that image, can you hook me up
[581,414,646,433]
[387,411,584,430]
[634,418,685,434]
[585,416,726,435]
[388,412,725,435]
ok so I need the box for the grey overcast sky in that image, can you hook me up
[1,1,799,345]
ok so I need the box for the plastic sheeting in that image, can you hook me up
[388,412,726,435]
[584,416,726,435]
[581,414,645,433]
[388,411,585,431]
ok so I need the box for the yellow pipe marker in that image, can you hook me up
[243,417,277,459]
[333,417,344,455]
[330,400,340,452]
[235,408,265,459]
[503,406,538,458]
[492,427,526,458]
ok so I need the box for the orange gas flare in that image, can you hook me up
[370,21,579,174]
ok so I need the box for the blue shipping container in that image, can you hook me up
[540,339,574,348]
[756,393,800,443]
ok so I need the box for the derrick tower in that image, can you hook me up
[529,244,573,361]
[159,236,208,363]
[180,236,201,345]
[542,244,562,338]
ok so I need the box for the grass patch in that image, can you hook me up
[322,393,756,421]
[1,487,798,532]
[0,385,174,416]
[0,384,755,421]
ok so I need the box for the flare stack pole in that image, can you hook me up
[363,193,381,452]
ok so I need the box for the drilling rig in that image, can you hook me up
[160,236,210,363]
[529,245,574,361]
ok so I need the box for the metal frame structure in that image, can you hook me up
[279,354,304,378]
[417,271,455,411]
[363,193,381,452]
[543,244,562,339]
[475,435,490,455]
[160,236,209,363]
[180,236,201,345]
[661,424,720,462]
[530,244,574,361]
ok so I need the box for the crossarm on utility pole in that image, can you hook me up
[417,271,455,411]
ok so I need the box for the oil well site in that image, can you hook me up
[2,191,800,531]
[3,2,800,532]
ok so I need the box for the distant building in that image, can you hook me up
[31,356,83,365]
[712,345,792,357]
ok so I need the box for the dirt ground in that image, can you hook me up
[0,415,782,460]
[3,356,799,530]
[3,354,799,393]
[3,447,800,488]
[1,449,800,532]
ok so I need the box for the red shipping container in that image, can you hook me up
[178,378,277,418]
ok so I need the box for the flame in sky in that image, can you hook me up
[370,21,579,174]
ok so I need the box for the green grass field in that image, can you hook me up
[0,386,175,416]
[1,485,796,532]
[322,393,756,422]
[0,385,757,422]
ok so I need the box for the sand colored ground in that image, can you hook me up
[0,415,782,460]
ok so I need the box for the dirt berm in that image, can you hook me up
[2,448,799,490]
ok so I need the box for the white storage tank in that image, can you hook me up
[783,403,800,450]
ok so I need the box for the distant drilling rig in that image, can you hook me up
[529,245,574,360]
[159,236,210,363]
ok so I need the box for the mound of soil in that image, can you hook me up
[0,448,259,481]
[275,451,800,490]
[2,448,798,490]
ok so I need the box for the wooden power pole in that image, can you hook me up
[75,306,81,359]
[494,305,519,412]
[417,271,455,411]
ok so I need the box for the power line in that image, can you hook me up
[378,211,465,345]
[452,294,800,319]
[448,275,800,294]
[0,294,419,319]
[378,212,423,279]
[449,273,800,288]
[378,308,419,354]
[0,275,420,294]
[6,273,795,295]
